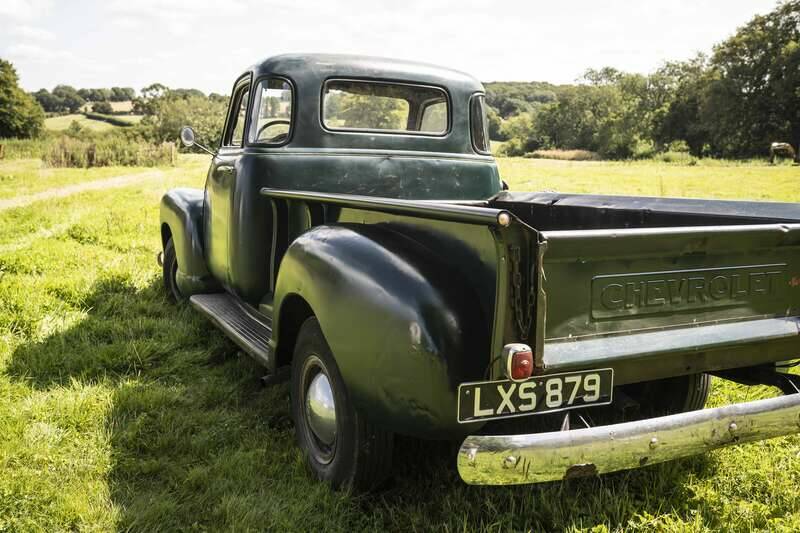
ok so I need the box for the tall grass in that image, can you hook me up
[43,136,176,168]
[0,138,52,159]
[525,149,602,161]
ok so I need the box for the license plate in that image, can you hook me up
[457,368,614,423]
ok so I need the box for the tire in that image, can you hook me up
[162,237,183,302]
[290,317,393,491]
[621,373,711,418]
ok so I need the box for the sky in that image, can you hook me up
[0,0,781,95]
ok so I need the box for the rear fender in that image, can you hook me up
[272,224,490,438]
[160,188,216,296]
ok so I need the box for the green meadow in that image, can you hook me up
[1,156,799,531]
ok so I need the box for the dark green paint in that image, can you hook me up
[161,54,800,440]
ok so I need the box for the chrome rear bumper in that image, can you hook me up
[457,393,800,485]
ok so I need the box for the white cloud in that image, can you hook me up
[9,25,55,41]
[5,42,111,79]
[110,16,143,31]
[2,0,782,93]
[104,0,248,36]
[5,42,70,63]
[0,0,53,20]
[106,0,247,21]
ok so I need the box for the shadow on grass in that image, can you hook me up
[6,276,716,531]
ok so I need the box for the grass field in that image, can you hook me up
[499,157,800,202]
[1,157,800,531]
[44,114,145,132]
[0,159,166,201]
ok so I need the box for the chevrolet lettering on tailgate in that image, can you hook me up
[592,264,786,319]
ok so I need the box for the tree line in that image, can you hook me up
[2,0,797,160]
[490,0,800,159]
[32,86,137,114]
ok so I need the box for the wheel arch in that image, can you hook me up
[271,223,490,439]
[160,222,172,250]
[275,293,315,369]
[159,187,217,296]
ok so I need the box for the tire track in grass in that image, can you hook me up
[0,170,164,212]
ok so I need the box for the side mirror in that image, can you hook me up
[179,125,216,157]
[180,126,195,147]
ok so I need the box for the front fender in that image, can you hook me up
[273,224,490,439]
[160,188,216,296]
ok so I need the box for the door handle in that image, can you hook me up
[215,165,235,181]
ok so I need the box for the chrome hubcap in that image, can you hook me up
[305,372,337,447]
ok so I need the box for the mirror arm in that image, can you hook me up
[192,142,217,157]
[179,126,217,157]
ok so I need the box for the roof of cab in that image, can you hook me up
[248,53,484,93]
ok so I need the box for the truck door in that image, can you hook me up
[204,76,251,286]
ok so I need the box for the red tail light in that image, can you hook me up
[511,350,533,380]
[503,344,534,382]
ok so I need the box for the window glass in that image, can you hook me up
[323,80,448,134]
[470,94,491,153]
[420,100,447,133]
[250,78,293,144]
[228,88,249,147]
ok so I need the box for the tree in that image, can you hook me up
[134,83,170,115]
[485,81,558,118]
[0,58,45,138]
[32,88,62,112]
[140,94,227,146]
[170,88,205,99]
[498,112,541,155]
[78,88,113,102]
[110,87,135,101]
[92,101,114,114]
[52,85,85,113]
[703,0,800,157]
[651,56,713,156]
[486,106,505,141]
[327,92,407,130]
[528,81,644,159]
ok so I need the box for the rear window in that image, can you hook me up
[322,80,448,135]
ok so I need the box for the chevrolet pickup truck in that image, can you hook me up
[160,54,800,490]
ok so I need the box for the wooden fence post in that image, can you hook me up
[0,144,5,160]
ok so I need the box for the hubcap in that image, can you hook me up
[305,371,337,447]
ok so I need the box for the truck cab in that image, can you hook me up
[161,54,800,491]
[167,54,501,306]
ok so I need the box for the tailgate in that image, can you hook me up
[535,223,800,381]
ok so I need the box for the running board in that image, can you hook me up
[190,293,272,365]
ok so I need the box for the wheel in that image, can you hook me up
[162,237,183,302]
[621,373,711,418]
[290,317,393,491]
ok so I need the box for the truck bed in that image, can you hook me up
[490,191,800,230]
[490,191,800,385]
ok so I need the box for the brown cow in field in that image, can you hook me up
[770,142,798,164]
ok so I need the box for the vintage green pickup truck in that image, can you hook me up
[160,54,800,490]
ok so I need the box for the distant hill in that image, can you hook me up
[483,81,565,118]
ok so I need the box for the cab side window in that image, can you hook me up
[225,84,250,147]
